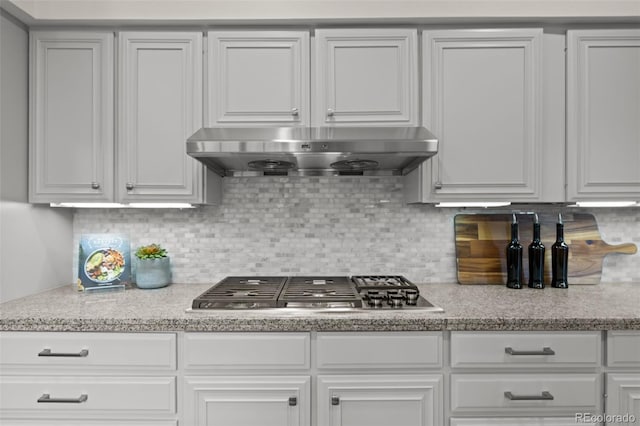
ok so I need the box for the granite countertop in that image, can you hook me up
[1,282,639,332]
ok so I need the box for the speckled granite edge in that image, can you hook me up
[2,317,639,333]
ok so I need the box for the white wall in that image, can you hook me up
[0,10,73,303]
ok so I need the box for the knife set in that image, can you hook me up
[506,213,569,289]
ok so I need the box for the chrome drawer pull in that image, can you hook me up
[331,396,340,406]
[504,391,554,401]
[38,393,88,403]
[505,347,555,356]
[289,396,297,406]
[38,348,89,357]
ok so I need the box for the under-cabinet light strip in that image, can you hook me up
[50,203,196,209]
[435,202,512,208]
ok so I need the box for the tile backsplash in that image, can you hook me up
[74,177,640,284]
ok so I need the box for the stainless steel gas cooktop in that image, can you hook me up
[191,275,443,312]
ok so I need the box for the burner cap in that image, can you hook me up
[330,159,379,171]
[248,159,296,171]
[302,289,338,297]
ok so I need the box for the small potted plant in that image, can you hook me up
[134,243,171,289]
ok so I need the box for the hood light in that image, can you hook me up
[435,202,512,208]
[569,201,638,208]
[50,203,195,209]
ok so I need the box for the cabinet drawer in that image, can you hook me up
[451,418,583,425]
[607,331,640,367]
[0,376,176,414]
[317,332,442,369]
[0,421,176,426]
[0,332,176,370]
[450,332,600,368]
[184,332,310,369]
[451,373,600,415]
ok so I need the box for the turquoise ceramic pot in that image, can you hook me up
[135,257,171,289]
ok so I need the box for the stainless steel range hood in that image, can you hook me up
[186,126,438,177]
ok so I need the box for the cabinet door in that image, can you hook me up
[207,31,310,126]
[314,28,418,126]
[606,374,640,426]
[183,376,310,426]
[567,30,640,201]
[451,418,583,425]
[408,29,544,202]
[29,32,114,203]
[118,32,204,202]
[317,375,442,426]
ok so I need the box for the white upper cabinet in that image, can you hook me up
[118,32,210,203]
[29,31,114,203]
[207,31,310,126]
[313,28,418,126]
[567,29,640,201]
[405,29,558,203]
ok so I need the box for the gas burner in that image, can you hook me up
[226,290,259,297]
[301,289,338,297]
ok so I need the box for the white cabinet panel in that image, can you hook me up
[314,28,418,126]
[451,373,600,415]
[118,32,208,203]
[450,331,601,369]
[606,374,640,426]
[317,375,442,426]
[183,332,310,369]
[0,332,176,370]
[317,332,442,369]
[1,421,176,426]
[207,31,310,126]
[183,376,310,426]
[451,418,582,425]
[608,331,640,368]
[29,31,114,203]
[407,29,547,202]
[0,376,176,414]
[567,29,640,201]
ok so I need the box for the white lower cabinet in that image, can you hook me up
[606,374,640,426]
[451,373,600,415]
[183,376,311,426]
[0,332,177,424]
[606,331,640,426]
[317,374,443,426]
[450,418,582,425]
[449,331,603,425]
[0,422,176,426]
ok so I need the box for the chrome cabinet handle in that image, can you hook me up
[126,183,134,190]
[38,393,88,403]
[291,108,299,116]
[504,391,554,401]
[331,396,340,406]
[38,348,89,357]
[434,181,443,190]
[289,396,297,406]
[90,182,100,190]
[505,347,555,356]
[327,108,335,117]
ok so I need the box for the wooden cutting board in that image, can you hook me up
[455,213,637,285]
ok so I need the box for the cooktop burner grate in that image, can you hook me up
[278,276,363,307]
[191,276,287,309]
[351,275,418,290]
